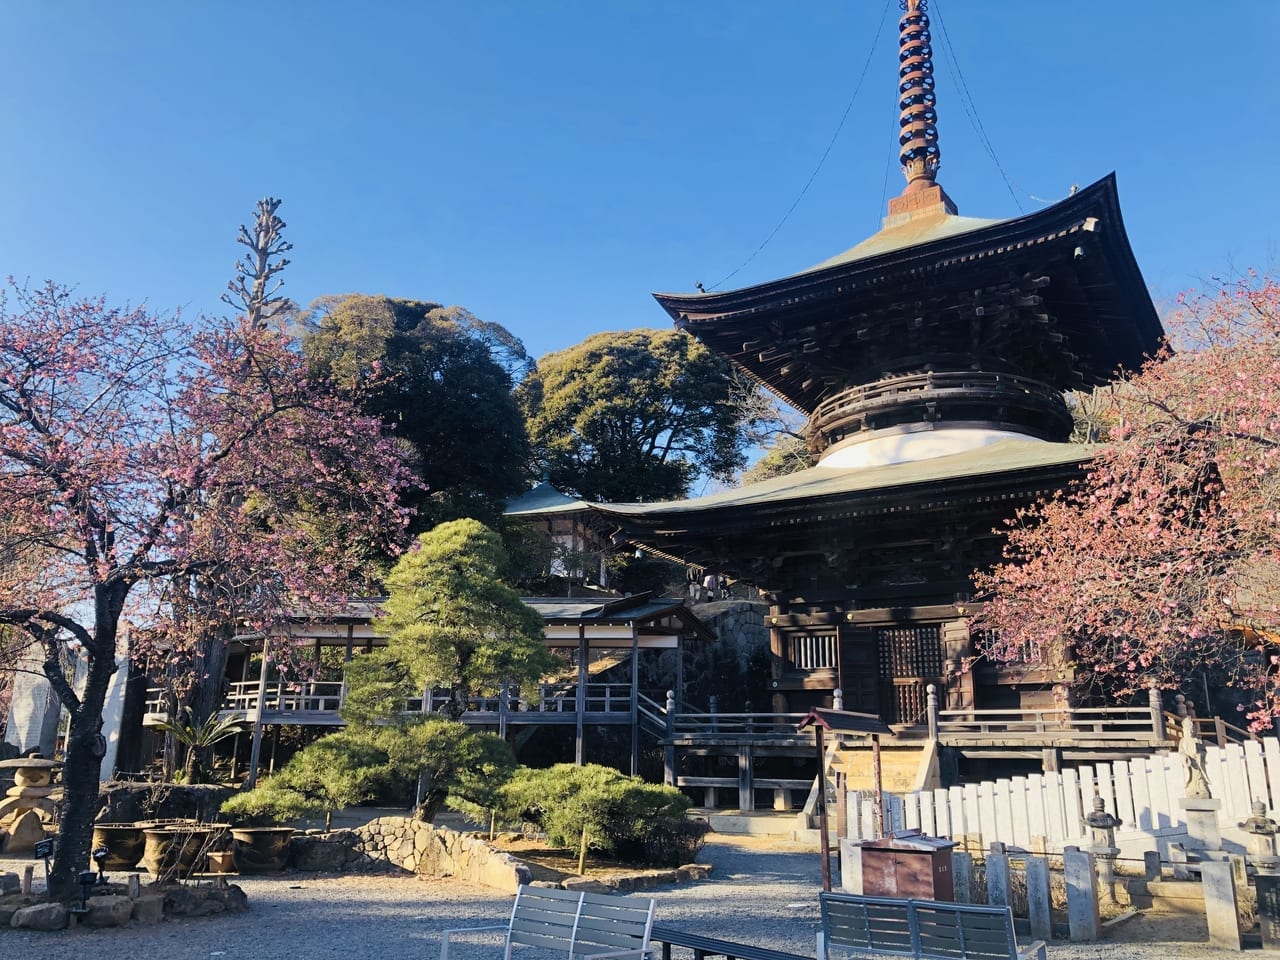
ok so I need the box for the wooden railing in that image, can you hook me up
[636,690,811,740]
[935,705,1164,742]
[1171,712,1257,746]
[406,682,633,715]
[145,680,635,721]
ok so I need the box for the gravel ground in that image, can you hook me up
[0,835,1232,959]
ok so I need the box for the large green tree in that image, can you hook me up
[380,519,553,719]
[518,329,749,502]
[302,295,532,532]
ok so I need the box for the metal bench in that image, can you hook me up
[651,923,813,960]
[817,893,1046,960]
[440,885,657,960]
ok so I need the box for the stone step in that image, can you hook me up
[696,810,821,846]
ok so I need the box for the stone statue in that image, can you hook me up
[1179,716,1213,799]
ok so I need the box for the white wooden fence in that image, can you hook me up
[844,738,1280,858]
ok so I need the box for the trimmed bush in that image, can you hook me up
[499,763,707,867]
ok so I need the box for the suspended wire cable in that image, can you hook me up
[706,0,894,291]
[877,108,899,231]
[929,0,1046,211]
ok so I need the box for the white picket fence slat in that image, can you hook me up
[844,738,1280,855]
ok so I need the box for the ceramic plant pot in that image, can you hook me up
[230,826,294,873]
[91,823,146,870]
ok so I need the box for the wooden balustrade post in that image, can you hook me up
[1148,685,1165,741]
[926,684,940,741]
[1215,716,1228,747]
[709,695,719,733]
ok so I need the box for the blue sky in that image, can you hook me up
[1,2,1274,364]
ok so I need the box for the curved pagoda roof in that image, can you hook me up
[653,174,1162,415]
[576,436,1095,578]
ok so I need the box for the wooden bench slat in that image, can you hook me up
[442,885,656,960]
[522,886,587,903]
[819,892,1029,960]
[510,929,586,952]
[575,915,653,935]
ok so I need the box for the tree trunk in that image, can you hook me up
[48,584,126,900]
[443,684,468,722]
[415,789,446,823]
[49,659,115,896]
[577,826,589,875]
[187,619,234,777]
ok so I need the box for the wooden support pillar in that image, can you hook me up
[835,771,848,840]
[1042,747,1061,774]
[575,624,587,765]
[344,624,354,663]
[816,725,831,892]
[498,677,509,740]
[872,733,885,838]
[738,744,754,812]
[663,689,676,786]
[268,724,280,775]
[629,624,640,777]
[246,639,271,787]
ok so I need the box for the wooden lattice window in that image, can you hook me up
[786,633,838,671]
[876,625,943,679]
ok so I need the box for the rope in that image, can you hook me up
[706,0,895,290]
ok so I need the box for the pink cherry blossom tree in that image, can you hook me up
[975,273,1280,729]
[0,278,411,897]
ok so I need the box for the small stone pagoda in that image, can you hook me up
[584,0,1164,729]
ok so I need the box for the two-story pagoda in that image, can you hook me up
[585,0,1163,728]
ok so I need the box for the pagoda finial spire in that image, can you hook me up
[897,0,941,190]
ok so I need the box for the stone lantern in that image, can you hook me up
[1241,800,1280,867]
[1084,793,1122,906]
[1244,800,1280,949]
[0,754,63,854]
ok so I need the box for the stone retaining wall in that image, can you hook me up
[291,817,532,892]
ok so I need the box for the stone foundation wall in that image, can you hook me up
[291,817,532,892]
[682,600,771,710]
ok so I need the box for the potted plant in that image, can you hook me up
[140,820,229,881]
[151,708,248,784]
[220,785,319,873]
[91,821,147,870]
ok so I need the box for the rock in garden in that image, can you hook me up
[84,894,134,927]
[561,877,610,893]
[10,902,69,930]
[676,863,712,881]
[131,894,164,925]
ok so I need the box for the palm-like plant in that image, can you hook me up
[152,707,248,784]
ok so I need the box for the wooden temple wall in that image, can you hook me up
[844,738,1280,860]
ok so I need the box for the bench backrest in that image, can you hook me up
[507,885,656,960]
[820,893,1018,960]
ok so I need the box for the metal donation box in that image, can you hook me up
[847,829,957,900]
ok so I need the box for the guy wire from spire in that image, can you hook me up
[707,0,893,292]
[929,0,1049,210]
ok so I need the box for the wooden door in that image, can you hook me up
[876,624,944,725]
